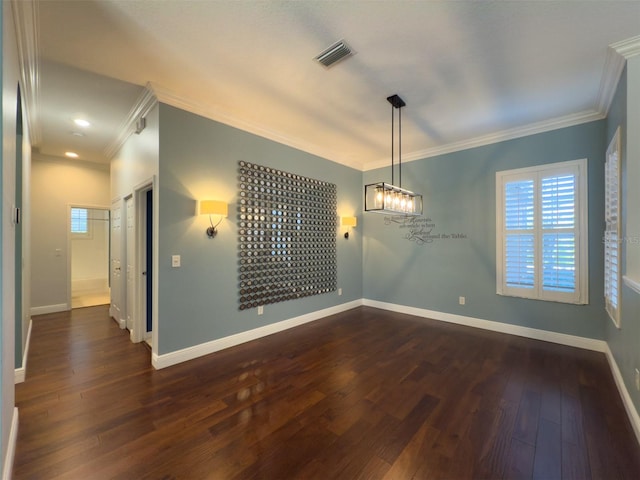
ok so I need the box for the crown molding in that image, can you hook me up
[597,35,640,115]
[364,109,605,171]
[611,35,640,59]
[103,83,158,159]
[147,82,364,171]
[11,0,41,145]
[597,45,628,115]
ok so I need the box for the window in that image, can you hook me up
[496,159,588,304]
[70,207,90,236]
[605,128,621,327]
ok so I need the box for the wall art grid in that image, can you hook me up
[237,161,337,310]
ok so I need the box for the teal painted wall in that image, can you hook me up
[606,63,640,414]
[363,120,607,340]
[157,104,363,354]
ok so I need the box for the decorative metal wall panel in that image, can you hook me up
[237,161,337,310]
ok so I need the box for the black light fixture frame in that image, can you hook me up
[364,94,423,216]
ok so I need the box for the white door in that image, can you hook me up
[110,202,124,328]
[125,197,135,331]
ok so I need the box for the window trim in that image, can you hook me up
[604,127,621,328]
[496,158,589,304]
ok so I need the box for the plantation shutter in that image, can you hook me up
[541,174,576,293]
[504,180,535,289]
[497,159,587,304]
[604,129,621,326]
[70,207,88,234]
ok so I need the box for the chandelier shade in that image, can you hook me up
[365,182,423,215]
[364,94,423,216]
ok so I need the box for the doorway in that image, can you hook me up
[131,183,153,345]
[69,206,110,308]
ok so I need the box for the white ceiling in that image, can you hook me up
[30,0,640,170]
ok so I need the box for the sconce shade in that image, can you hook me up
[340,216,357,227]
[199,200,228,217]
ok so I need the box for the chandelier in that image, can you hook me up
[365,94,423,216]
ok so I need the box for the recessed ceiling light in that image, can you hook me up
[73,118,91,128]
[65,151,79,158]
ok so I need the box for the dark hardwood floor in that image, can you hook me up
[14,305,640,479]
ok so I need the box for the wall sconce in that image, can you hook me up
[340,216,357,239]
[199,200,228,238]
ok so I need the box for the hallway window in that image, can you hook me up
[71,207,90,236]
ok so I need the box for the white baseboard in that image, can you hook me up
[14,319,33,384]
[30,303,69,316]
[152,300,363,369]
[363,299,608,352]
[605,344,640,446]
[2,407,18,480]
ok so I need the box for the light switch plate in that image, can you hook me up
[172,255,181,267]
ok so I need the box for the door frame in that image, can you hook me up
[66,203,111,310]
[131,177,156,346]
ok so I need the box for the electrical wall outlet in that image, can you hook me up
[171,255,181,267]
[635,368,639,391]
[459,296,466,305]
[258,305,264,315]
[338,288,343,296]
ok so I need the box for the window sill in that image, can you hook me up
[623,275,640,295]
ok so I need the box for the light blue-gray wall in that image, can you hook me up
[157,104,363,354]
[363,120,607,340]
[606,63,640,415]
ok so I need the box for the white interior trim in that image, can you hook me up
[611,35,640,59]
[30,303,68,316]
[363,299,607,352]
[152,300,363,369]
[623,275,640,295]
[2,408,18,480]
[10,0,40,145]
[104,85,158,160]
[605,344,640,446]
[14,318,32,384]
[366,111,605,170]
[149,82,364,171]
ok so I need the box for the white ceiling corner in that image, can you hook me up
[26,1,640,171]
[104,84,158,160]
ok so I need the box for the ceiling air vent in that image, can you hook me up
[315,40,354,68]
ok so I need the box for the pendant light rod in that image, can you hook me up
[387,94,405,188]
[399,99,402,188]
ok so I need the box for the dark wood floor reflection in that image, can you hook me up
[14,305,640,479]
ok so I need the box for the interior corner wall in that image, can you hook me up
[156,103,363,355]
[606,62,640,416]
[110,103,159,201]
[363,120,607,341]
[625,55,640,285]
[109,102,159,335]
[30,156,110,312]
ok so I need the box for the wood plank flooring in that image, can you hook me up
[14,305,640,479]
